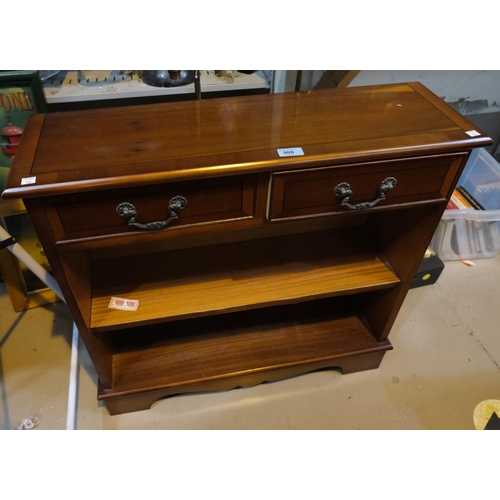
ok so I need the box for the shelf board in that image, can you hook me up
[105,296,392,396]
[42,70,270,104]
[91,227,400,331]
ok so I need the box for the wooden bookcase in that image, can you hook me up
[2,82,492,414]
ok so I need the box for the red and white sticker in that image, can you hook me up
[108,296,139,311]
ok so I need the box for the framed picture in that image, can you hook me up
[0,70,59,311]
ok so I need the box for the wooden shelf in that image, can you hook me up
[91,227,400,331]
[104,296,392,396]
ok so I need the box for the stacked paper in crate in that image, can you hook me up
[430,148,500,261]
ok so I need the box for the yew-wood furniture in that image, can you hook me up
[2,82,492,414]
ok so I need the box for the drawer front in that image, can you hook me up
[269,153,467,221]
[44,174,257,242]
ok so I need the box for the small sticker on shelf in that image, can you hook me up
[21,176,36,185]
[108,297,139,311]
[466,130,481,137]
[277,147,304,157]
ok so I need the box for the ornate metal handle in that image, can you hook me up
[333,177,397,210]
[116,195,188,230]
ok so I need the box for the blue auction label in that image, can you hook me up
[277,147,304,157]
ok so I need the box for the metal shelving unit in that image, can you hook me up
[42,70,279,106]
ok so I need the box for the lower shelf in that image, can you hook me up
[98,296,392,414]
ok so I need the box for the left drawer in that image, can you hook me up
[41,174,257,243]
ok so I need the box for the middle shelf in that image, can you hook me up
[90,226,400,332]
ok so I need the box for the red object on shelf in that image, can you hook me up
[1,123,24,155]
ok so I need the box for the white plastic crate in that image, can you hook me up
[430,148,500,261]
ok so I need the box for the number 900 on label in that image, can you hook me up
[277,147,304,157]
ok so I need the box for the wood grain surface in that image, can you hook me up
[108,296,392,394]
[91,226,400,331]
[2,83,492,199]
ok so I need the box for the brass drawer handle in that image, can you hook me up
[334,177,397,210]
[116,196,188,230]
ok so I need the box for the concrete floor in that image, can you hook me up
[1,256,499,430]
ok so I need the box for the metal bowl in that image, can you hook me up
[140,70,196,88]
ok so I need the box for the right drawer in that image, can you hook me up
[269,153,467,221]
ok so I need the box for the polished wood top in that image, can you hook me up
[2,82,492,199]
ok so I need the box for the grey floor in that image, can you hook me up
[1,256,499,430]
